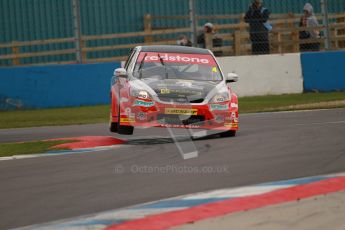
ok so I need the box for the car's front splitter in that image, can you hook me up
[115,100,239,131]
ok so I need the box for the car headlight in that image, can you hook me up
[131,89,151,100]
[211,91,230,103]
[138,90,150,100]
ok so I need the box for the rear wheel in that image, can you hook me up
[220,130,236,137]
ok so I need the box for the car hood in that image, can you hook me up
[141,78,220,103]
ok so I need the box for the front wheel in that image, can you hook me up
[117,111,134,135]
[220,130,236,137]
[109,122,118,133]
[118,125,134,135]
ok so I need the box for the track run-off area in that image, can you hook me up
[1,108,345,229]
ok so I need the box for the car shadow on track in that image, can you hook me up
[125,133,225,145]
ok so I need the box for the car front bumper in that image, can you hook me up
[113,99,239,131]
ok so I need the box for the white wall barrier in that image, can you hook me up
[217,53,304,97]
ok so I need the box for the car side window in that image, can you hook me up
[127,50,140,73]
[124,48,136,71]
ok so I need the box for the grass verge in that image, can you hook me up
[0,140,76,157]
[0,92,344,129]
[0,105,109,129]
[239,92,345,113]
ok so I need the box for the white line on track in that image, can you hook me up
[240,108,345,117]
[295,120,345,126]
[0,145,125,161]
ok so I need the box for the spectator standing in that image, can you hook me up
[177,35,192,47]
[299,3,320,52]
[244,0,271,55]
[197,23,223,52]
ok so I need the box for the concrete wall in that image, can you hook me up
[301,51,345,92]
[0,62,120,110]
[217,53,304,97]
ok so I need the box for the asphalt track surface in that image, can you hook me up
[1,109,345,229]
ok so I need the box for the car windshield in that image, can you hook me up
[133,52,223,81]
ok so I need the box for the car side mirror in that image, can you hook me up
[226,73,239,83]
[114,68,128,79]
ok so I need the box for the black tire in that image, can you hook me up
[117,111,134,135]
[220,130,236,137]
[116,88,134,135]
[109,122,118,133]
[118,125,134,135]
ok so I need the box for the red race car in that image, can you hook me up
[110,45,238,136]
